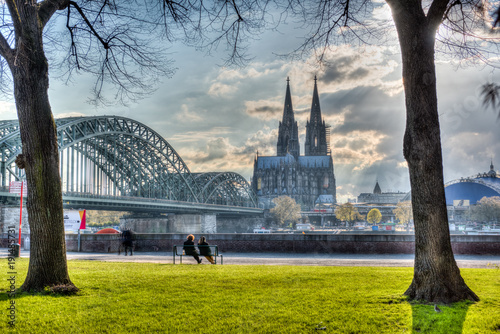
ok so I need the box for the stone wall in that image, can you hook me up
[60,233,500,255]
[0,206,29,234]
[120,214,265,234]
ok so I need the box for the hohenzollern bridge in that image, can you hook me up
[0,116,261,215]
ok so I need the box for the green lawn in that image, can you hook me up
[1,258,499,333]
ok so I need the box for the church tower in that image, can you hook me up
[305,76,328,156]
[277,77,300,159]
[253,76,337,210]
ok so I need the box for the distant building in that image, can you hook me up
[356,181,407,223]
[252,77,337,210]
[445,161,500,223]
[445,161,500,205]
[357,181,407,204]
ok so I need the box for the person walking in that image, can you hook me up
[198,236,215,264]
[183,234,202,264]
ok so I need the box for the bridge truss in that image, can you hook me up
[0,116,257,208]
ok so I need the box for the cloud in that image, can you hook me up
[57,112,86,118]
[245,99,282,119]
[208,82,238,97]
[174,104,203,123]
[183,137,253,175]
[16,30,496,205]
[0,100,16,120]
[169,127,233,143]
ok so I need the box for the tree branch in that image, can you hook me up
[0,32,14,65]
[5,0,23,36]
[38,0,69,28]
[65,4,80,69]
[427,0,452,32]
[230,0,244,22]
[68,1,110,49]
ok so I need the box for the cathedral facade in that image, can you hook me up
[252,77,337,210]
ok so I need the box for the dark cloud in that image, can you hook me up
[348,67,370,80]
[347,139,368,151]
[321,66,345,84]
[246,105,281,117]
[319,55,370,84]
[323,85,405,135]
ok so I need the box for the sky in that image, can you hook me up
[1,3,499,203]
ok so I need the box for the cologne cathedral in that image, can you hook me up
[252,77,337,210]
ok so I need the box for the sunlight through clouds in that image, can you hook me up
[0,100,16,119]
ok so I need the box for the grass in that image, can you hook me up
[1,258,499,333]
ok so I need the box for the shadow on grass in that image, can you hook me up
[411,301,471,333]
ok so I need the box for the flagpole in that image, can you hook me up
[18,181,23,245]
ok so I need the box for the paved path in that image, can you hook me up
[9,249,500,268]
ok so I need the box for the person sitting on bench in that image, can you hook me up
[198,236,215,264]
[183,234,202,264]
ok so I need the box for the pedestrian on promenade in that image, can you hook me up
[183,234,202,264]
[120,230,135,256]
[198,236,215,264]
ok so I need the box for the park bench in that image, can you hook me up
[173,245,223,264]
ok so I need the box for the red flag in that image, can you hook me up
[79,210,86,229]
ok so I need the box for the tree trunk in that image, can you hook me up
[11,5,75,292]
[387,1,478,303]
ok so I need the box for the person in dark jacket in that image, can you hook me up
[183,234,201,264]
[120,230,135,256]
[198,236,215,264]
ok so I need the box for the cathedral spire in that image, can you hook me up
[305,76,328,156]
[277,77,300,158]
[310,75,322,125]
[282,77,294,124]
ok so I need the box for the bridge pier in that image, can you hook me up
[120,213,217,234]
[0,205,29,234]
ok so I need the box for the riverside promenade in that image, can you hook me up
[10,249,500,268]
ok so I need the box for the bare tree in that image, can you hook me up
[0,0,266,292]
[270,196,302,227]
[295,0,500,303]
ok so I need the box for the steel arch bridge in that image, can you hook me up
[0,116,257,208]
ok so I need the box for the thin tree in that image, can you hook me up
[270,196,302,228]
[393,201,413,230]
[334,202,364,229]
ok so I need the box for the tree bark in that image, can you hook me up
[9,3,75,292]
[387,0,478,303]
